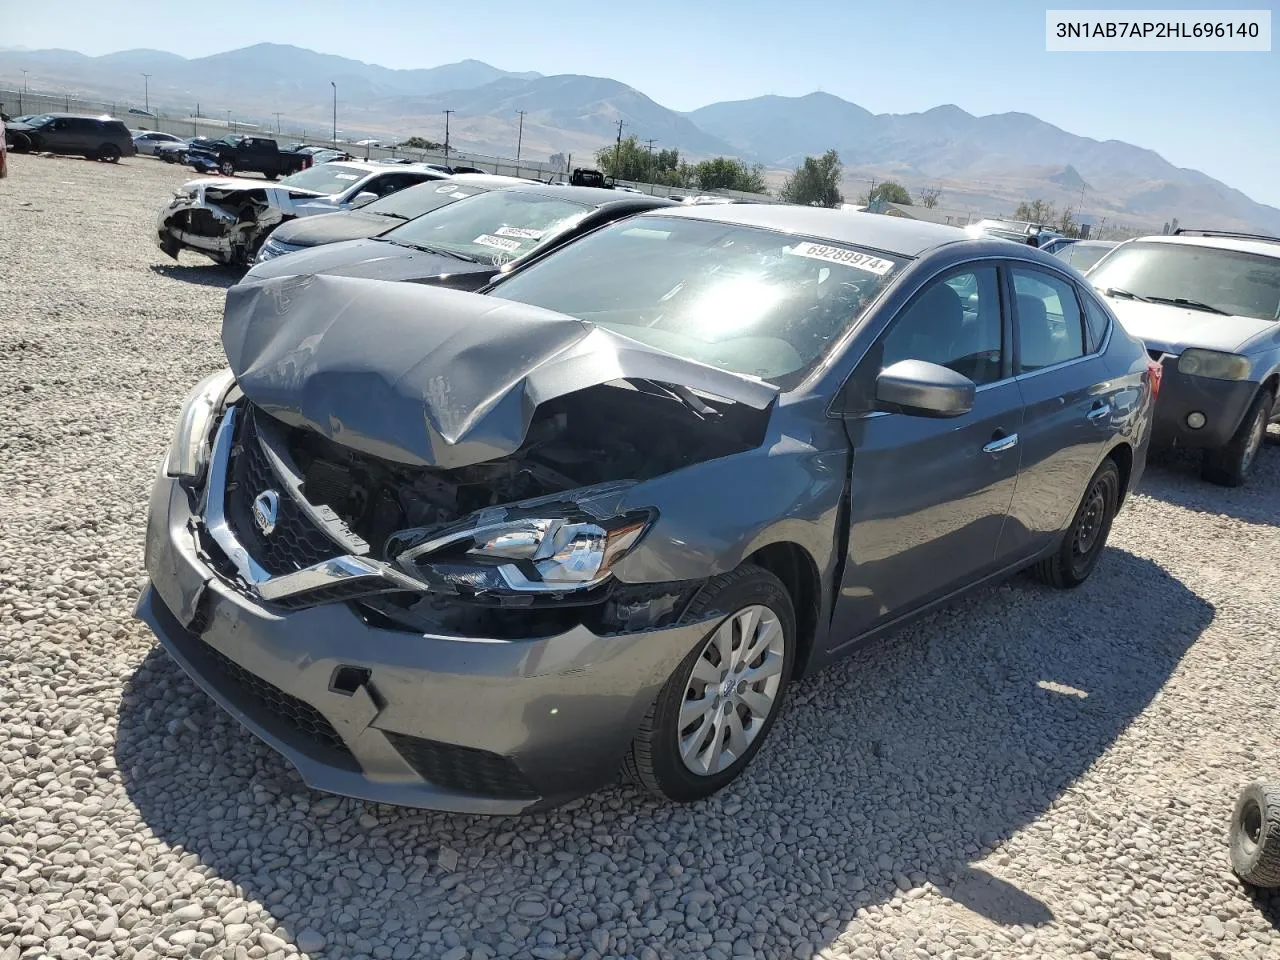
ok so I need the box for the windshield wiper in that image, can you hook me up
[389,239,479,262]
[1144,295,1231,316]
[376,211,410,221]
[632,379,724,419]
[1100,287,1151,302]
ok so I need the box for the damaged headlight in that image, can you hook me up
[390,512,654,594]
[1176,349,1251,381]
[165,368,235,481]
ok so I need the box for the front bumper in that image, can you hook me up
[156,195,235,261]
[1149,354,1259,449]
[135,444,713,814]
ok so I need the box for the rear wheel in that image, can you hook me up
[1032,458,1120,589]
[625,565,795,803]
[1230,781,1280,888]
[1202,388,1273,487]
[96,143,121,163]
[219,159,236,177]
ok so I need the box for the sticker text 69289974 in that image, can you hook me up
[786,242,894,275]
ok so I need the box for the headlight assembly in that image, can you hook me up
[389,512,654,595]
[1176,349,1251,381]
[165,368,235,480]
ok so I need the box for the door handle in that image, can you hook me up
[983,432,1019,454]
[1086,402,1112,422]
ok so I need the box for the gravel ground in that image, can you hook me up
[2,152,1279,960]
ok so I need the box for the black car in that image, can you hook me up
[5,113,137,162]
[245,185,676,290]
[255,175,535,263]
[187,136,313,179]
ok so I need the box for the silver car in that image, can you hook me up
[137,206,1158,813]
[1088,228,1280,485]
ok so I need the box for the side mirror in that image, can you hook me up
[874,360,975,418]
[350,191,378,208]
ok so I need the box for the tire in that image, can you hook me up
[624,565,796,803]
[219,159,235,177]
[1230,781,1280,888]
[10,134,32,153]
[1032,457,1120,589]
[1202,388,1273,487]
[265,171,278,181]
[97,143,121,163]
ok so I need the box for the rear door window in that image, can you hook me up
[1011,268,1086,373]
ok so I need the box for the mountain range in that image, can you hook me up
[1,44,1275,233]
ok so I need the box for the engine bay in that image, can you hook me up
[276,380,768,560]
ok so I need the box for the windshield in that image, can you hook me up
[1090,241,1280,321]
[489,216,903,386]
[1054,241,1116,273]
[364,180,491,220]
[382,190,589,265]
[22,114,55,128]
[278,163,367,194]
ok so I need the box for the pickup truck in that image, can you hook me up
[186,136,312,179]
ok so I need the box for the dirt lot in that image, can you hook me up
[1,152,1279,960]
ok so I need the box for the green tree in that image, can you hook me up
[691,156,767,193]
[400,135,443,150]
[779,150,844,207]
[868,181,912,206]
[1013,199,1056,224]
[595,136,690,187]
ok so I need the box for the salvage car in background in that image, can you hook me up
[255,174,535,262]
[247,185,675,287]
[1051,239,1117,273]
[138,206,1157,814]
[1088,228,1280,485]
[133,130,188,156]
[186,135,314,179]
[4,113,137,162]
[157,161,448,265]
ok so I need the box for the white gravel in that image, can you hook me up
[2,152,1279,960]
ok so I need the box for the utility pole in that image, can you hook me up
[141,74,151,113]
[643,138,658,154]
[19,69,27,112]
[613,118,627,179]
[330,81,337,145]
[515,110,526,163]
[274,112,282,135]
[443,109,454,163]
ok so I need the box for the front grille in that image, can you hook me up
[224,411,342,576]
[202,642,355,763]
[383,731,539,800]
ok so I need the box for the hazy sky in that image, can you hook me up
[3,0,1277,205]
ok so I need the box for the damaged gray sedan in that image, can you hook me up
[137,206,1159,813]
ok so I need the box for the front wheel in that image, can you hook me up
[625,565,795,803]
[1202,388,1273,487]
[1032,457,1120,589]
[1230,781,1280,888]
[219,159,235,177]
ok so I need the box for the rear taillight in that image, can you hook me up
[1146,358,1163,401]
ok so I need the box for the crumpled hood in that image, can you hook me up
[244,237,494,284]
[1104,297,1274,354]
[222,274,778,469]
[267,210,394,247]
[183,176,320,196]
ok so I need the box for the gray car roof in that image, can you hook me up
[497,185,677,208]
[1129,234,1280,261]
[641,205,969,257]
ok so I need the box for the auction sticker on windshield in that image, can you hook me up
[787,242,894,275]
[473,234,523,252]
[495,226,544,239]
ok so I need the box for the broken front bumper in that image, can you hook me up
[155,194,236,261]
[135,458,715,814]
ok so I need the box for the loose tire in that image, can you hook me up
[625,565,795,803]
[1229,781,1280,888]
[96,143,121,163]
[1032,457,1120,589]
[1202,388,1273,487]
[219,159,236,177]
